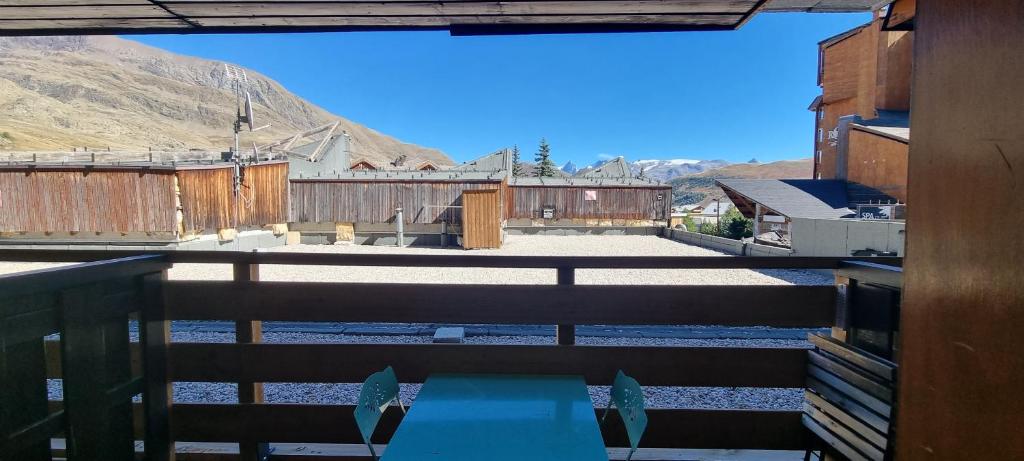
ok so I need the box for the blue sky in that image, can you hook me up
[131,12,870,166]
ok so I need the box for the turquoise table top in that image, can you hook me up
[381,374,608,461]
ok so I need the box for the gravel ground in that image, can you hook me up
[22,235,825,411]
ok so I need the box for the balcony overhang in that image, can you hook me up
[0,0,891,36]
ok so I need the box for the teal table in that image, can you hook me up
[381,374,608,461]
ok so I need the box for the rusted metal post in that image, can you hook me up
[556,267,575,345]
[234,252,269,461]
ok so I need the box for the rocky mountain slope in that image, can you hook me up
[0,36,452,167]
[670,158,813,205]
[631,158,731,182]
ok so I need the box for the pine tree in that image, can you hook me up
[511,145,524,177]
[534,138,556,177]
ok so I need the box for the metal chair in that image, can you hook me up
[354,366,406,460]
[601,370,648,461]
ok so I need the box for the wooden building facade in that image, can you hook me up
[506,180,672,221]
[289,177,504,224]
[812,13,913,181]
[0,161,288,242]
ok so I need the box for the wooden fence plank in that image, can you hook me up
[170,404,808,450]
[164,282,837,328]
[808,351,892,403]
[168,343,808,388]
[808,334,895,382]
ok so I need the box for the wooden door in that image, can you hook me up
[461,189,501,249]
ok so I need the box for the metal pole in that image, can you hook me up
[716,198,721,233]
[396,208,404,247]
[441,220,448,249]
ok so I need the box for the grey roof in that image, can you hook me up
[717,179,855,219]
[808,95,823,111]
[292,169,502,181]
[576,157,633,179]
[851,111,910,143]
[453,149,512,173]
[510,176,667,188]
[817,21,870,47]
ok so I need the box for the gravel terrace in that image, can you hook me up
[17,235,832,411]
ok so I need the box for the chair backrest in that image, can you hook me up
[607,370,647,459]
[803,333,897,461]
[354,366,402,449]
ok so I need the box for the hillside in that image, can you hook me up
[670,158,813,205]
[0,36,452,167]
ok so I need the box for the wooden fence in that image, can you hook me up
[0,250,902,460]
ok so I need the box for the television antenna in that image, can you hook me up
[224,63,270,161]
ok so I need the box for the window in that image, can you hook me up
[818,128,824,142]
[818,108,824,120]
[816,150,822,163]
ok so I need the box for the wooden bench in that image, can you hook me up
[803,333,897,461]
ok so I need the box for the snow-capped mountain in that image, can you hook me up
[560,161,578,174]
[630,158,731,181]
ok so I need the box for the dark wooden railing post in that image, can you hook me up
[0,337,51,461]
[142,270,175,461]
[556,266,575,345]
[61,283,135,461]
[234,252,270,461]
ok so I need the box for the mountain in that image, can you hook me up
[0,36,453,167]
[670,158,814,206]
[560,161,578,174]
[630,158,731,182]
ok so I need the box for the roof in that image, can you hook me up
[453,149,512,174]
[808,95,823,111]
[576,157,633,179]
[850,111,911,143]
[2,1,887,36]
[818,22,871,47]
[510,176,668,188]
[696,200,733,216]
[716,179,855,219]
[287,134,345,161]
[292,169,503,182]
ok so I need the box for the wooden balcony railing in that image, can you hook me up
[0,250,902,461]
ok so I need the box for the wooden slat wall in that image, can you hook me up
[0,168,177,233]
[176,161,289,232]
[237,162,288,226]
[177,166,234,231]
[461,189,501,249]
[289,180,501,224]
[897,1,1024,459]
[506,185,672,220]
